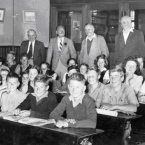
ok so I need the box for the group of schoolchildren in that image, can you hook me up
[0,50,145,129]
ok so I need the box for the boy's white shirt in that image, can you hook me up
[1,89,26,112]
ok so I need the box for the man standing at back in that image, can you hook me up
[115,16,145,65]
[46,26,76,81]
[20,29,45,66]
[80,24,109,68]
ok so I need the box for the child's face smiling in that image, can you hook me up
[68,80,86,99]
[22,74,29,85]
[29,69,38,81]
[7,78,19,92]
[34,82,49,97]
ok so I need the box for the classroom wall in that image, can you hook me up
[0,0,50,47]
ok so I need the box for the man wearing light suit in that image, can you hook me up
[80,24,109,68]
[46,26,76,81]
[115,16,145,65]
[20,29,45,66]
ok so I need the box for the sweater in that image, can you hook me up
[17,91,58,119]
[49,94,97,128]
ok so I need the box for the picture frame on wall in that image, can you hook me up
[23,10,36,23]
[0,8,5,22]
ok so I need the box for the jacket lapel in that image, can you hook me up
[126,31,134,46]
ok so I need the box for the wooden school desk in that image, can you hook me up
[0,118,103,145]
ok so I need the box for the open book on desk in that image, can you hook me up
[96,109,118,117]
[18,117,56,126]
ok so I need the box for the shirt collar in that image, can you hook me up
[86,33,96,41]
[32,91,48,102]
[123,28,134,34]
[69,93,85,107]
[58,37,64,41]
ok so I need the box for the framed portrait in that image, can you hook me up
[0,8,5,22]
[73,20,80,30]
[23,10,36,23]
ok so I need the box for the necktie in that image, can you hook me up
[28,42,33,58]
[60,39,63,51]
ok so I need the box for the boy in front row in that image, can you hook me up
[0,73,26,112]
[14,74,58,119]
[49,73,97,128]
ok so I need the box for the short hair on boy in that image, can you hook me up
[80,63,89,69]
[7,51,16,57]
[29,65,40,73]
[41,62,50,69]
[34,74,51,86]
[109,67,124,77]
[6,72,20,82]
[20,53,29,59]
[67,65,79,72]
[69,73,86,84]
[67,58,78,66]
[87,67,100,75]
[1,68,10,73]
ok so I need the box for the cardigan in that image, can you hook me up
[49,94,97,128]
[17,91,58,119]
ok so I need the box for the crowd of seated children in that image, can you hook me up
[79,63,88,80]
[123,58,143,94]
[4,51,17,73]
[15,53,31,77]
[101,67,139,115]
[94,54,109,84]
[14,74,58,119]
[62,58,78,84]
[55,65,79,94]
[49,73,96,128]
[0,73,26,112]
[0,57,9,73]
[87,68,105,108]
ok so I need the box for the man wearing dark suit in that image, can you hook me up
[20,29,45,66]
[115,16,145,65]
[46,26,76,81]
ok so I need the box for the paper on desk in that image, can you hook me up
[3,115,25,121]
[0,112,13,117]
[96,109,118,117]
[18,117,56,126]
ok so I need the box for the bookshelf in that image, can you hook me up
[92,10,119,45]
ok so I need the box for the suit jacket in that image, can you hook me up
[80,34,109,67]
[20,40,45,66]
[115,29,145,65]
[46,37,76,71]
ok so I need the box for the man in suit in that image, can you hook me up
[115,16,145,65]
[20,29,45,66]
[46,26,76,81]
[80,24,109,68]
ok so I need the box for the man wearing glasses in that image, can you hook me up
[20,29,45,66]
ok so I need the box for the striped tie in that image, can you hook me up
[60,38,63,51]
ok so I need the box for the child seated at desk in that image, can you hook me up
[14,74,58,119]
[0,73,26,112]
[49,73,96,128]
[101,67,139,115]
